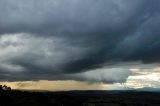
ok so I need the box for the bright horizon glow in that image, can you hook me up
[1,67,160,91]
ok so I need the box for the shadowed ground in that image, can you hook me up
[0,90,160,106]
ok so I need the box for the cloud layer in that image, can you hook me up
[0,0,160,83]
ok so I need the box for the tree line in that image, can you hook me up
[0,85,11,91]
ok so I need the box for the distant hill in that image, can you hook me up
[136,87,160,92]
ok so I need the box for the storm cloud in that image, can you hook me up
[0,0,160,83]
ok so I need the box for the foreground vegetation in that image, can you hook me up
[0,90,160,106]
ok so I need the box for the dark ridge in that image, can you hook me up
[0,90,160,106]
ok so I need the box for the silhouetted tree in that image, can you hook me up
[0,85,11,91]
[3,85,7,90]
[0,85,3,91]
[7,87,11,91]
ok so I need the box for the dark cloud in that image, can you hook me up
[0,0,160,83]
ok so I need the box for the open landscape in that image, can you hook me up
[0,90,160,106]
[0,0,160,106]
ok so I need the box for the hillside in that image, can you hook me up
[0,90,160,106]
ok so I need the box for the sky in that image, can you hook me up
[0,0,160,91]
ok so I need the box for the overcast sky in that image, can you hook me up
[0,0,160,90]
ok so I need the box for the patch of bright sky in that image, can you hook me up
[123,67,160,88]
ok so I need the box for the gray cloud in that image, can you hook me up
[0,0,160,83]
